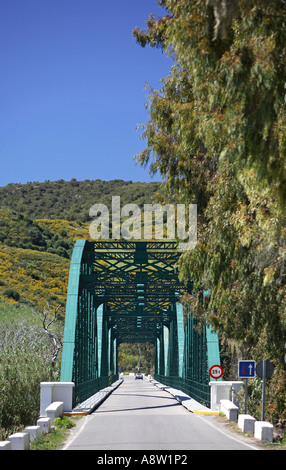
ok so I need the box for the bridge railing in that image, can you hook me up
[154,374,210,409]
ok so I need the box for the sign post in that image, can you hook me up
[256,360,274,421]
[238,360,256,413]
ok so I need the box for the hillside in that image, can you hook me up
[0,178,161,309]
[0,178,161,222]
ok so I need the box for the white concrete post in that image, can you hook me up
[40,382,54,417]
[9,432,30,450]
[52,383,74,412]
[209,381,243,410]
[0,441,12,450]
[254,421,273,442]
[45,401,64,423]
[24,425,43,442]
[37,417,51,434]
[40,382,74,416]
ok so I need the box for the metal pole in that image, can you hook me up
[244,378,248,414]
[262,360,266,421]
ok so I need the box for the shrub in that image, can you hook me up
[0,315,62,440]
[4,288,20,301]
[0,349,53,439]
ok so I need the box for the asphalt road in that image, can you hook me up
[63,375,261,451]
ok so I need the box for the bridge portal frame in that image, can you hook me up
[60,240,221,408]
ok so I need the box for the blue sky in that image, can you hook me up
[0,1,172,186]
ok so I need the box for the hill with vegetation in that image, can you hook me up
[0,178,160,309]
[0,178,160,439]
[0,178,161,222]
[1,0,286,443]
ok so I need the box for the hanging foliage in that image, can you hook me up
[133,0,286,365]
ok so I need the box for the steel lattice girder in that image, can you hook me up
[80,240,188,343]
[60,240,189,385]
[60,239,221,406]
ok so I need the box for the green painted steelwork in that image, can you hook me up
[154,303,221,408]
[61,240,221,407]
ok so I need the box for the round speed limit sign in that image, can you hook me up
[209,364,223,380]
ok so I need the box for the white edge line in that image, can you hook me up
[198,414,262,451]
[62,414,91,450]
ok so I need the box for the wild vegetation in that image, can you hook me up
[133,0,286,425]
[0,301,63,440]
[0,179,159,439]
[0,178,160,222]
[1,0,286,440]
[118,343,155,375]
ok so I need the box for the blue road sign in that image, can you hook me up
[238,360,256,378]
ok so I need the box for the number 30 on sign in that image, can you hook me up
[209,364,223,380]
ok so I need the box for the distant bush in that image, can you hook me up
[55,246,69,258]
[4,288,20,301]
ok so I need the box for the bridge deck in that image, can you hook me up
[62,376,260,451]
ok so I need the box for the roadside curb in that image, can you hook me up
[150,379,219,415]
[64,379,124,416]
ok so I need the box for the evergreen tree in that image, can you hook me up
[133,0,286,365]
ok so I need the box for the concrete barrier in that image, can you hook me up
[209,381,243,410]
[0,441,12,450]
[45,401,64,423]
[254,421,273,442]
[37,417,51,434]
[40,382,74,416]
[238,414,256,434]
[220,399,239,422]
[9,432,30,450]
[24,425,43,442]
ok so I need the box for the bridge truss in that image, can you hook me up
[60,240,221,407]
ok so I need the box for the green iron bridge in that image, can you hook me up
[60,240,221,409]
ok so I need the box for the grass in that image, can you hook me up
[30,416,81,450]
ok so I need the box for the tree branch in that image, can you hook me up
[42,303,62,368]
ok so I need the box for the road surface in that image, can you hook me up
[63,375,261,451]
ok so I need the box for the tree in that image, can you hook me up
[133,0,286,365]
[41,303,62,370]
